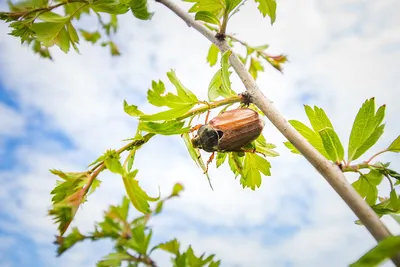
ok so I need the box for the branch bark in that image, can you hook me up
[156,0,400,265]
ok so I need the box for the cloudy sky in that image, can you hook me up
[1,0,400,266]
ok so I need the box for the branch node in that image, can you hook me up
[215,32,226,41]
[239,92,252,106]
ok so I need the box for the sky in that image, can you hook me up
[0,0,400,266]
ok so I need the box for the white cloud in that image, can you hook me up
[1,0,400,266]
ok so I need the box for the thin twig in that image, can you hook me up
[155,0,400,265]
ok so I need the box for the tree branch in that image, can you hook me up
[155,0,400,264]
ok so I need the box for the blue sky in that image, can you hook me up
[1,0,400,266]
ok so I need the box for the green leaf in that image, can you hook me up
[304,105,334,132]
[216,152,227,168]
[31,19,71,52]
[122,170,159,214]
[207,43,219,67]
[221,51,233,93]
[350,236,400,267]
[348,98,386,162]
[249,57,264,79]
[139,104,194,121]
[91,0,130,14]
[171,183,184,196]
[225,0,243,14]
[139,120,190,135]
[67,22,79,52]
[284,142,301,154]
[352,170,383,206]
[167,70,198,104]
[195,11,220,25]
[80,29,101,44]
[98,252,132,267]
[104,150,125,175]
[123,100,144,117]
[228,152,243,178]
[254,134,279,157]
[241,153,271,190]
[389,190,400,211]
[208,68,236,101]
[130,0,154,20]
[185,0,225,14]
[64,2,90,20]
[182,133,213,189]
[156,239,180,254]
[388,135,400,152]
[285,120,330,159]
[55,227,85,255]
[253,0,277,24]
[319,127,344,163]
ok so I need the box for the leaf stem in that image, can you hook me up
[155,0,400,264]
[365,149,388,164]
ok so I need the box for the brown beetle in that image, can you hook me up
[191,108,265,170]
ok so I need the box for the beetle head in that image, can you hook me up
[191,125,222,152]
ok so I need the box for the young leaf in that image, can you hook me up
[167,70,198,104]
[388,135,400,152]
[91,0,130,14]
[304,105,334,132]
[253,0,277,24]
[80,30,101,44]
[207,43,219,67]
[130,0,154,20]
[185,0,225,14]
[216,152,227,167]
[123,100,144,117]
[208,68,236,101]
[155,239,180,255]
[138,120,190,135]
[319,127,344,163]
[182,133,213,189]
[350,236,400,267]
[348,98,386,162]
[388,190,400,211]
[195,11,220,25]
[104,150,125,175]
[352,171,383,206]
[241,153,271,190]
[55,227,85,255]
[97,252,132,267]
[284,120,330,159]
[122,170,159,214]
[221,51,233,93]
[139,104,194,121]
[254,134,279,157]
[249,57,264,79]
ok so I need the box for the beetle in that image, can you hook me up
[190,108,265,171]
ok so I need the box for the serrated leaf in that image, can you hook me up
[208,68,236,101]
[98,252,132,267]
[286,120,330,159]
[348,98,386,162]
[253,0,277,24]
[182,133,213,188]
[80,29,101,44]
[167,70,198,104]
[138,120,189,135]
[207,43,219,67]
[304,105,334,132]
[319,127,344,163]
[139,104,194,121]
[241,153,271,190]
[91,0,130,14]
[352,171,382,206]
[104,150,125,175]
[123,100,144,117]
[350,236,400,267]
[388,135,400,152]
[55,227,85,255]
[122,170,159,214]
[156,239,180,255]
[195,11,220,25]
[216,152,227,167]
[31,19,71,52]
[249,57,264,79]
[389,190,400,211]
[221,50,232,93]
[185,0,225,14]
[254,134,279,157]
[130,0,154,20]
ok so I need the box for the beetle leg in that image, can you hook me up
[204,110,211,124]
[190,124,203,133]
[205,152,215,173]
